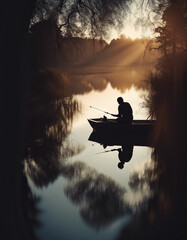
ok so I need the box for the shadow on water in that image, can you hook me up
[117,145,134,169]
[88,128,154,170]
[88,121,155,148]
[95,145,134,170]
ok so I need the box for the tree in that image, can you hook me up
[155,0,187,57]
[31,0,130,40]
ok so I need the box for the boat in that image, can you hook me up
[88,118,156,147]
[88,118,155,132]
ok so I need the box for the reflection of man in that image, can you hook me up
[112,97,133,124]
[117,145,134,169]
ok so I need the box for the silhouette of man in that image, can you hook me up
[112,97,133,124]
[117,144,134,169]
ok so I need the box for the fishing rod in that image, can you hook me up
[90,106,113,116]
[95,148,121,154]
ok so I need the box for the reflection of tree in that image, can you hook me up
[25,102,132,230]
[26,145,131,230]
[27,69,79,141]
[68,65,151,96]
[20,171,41,240]
[128,161,156,193]
[121,145,187,239]
[1,164,40,240]
[68,73,109,95]
[24,68,82,187]
[61,161,129,229]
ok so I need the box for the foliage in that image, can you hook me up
[30,0,131,40]
[146,0,187,117]
[155,0,187,57]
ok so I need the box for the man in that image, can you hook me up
[112,97,133,124]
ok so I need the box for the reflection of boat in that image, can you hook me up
[88,119,155,147]
[88,130,153,147]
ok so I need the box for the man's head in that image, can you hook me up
[117,97,123,104]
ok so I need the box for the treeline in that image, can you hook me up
[30,19,158,70]
[30,19,107,70]
[61,37,107,64]
[81,34,159,66]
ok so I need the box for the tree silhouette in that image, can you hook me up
[31,0,130,40]
[127,1,187,238]
[155,1,187,57]
[116,1,187,239]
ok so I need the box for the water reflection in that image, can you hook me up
[117,145,134,169]
[128,161,155,193]
[24,69,82,188]
[88,125,154,148]
[93,145,134,170]
[68,65,152,96]
[22,65,158,239]
[61,161,130,229]
[26,142,132,230]
[26,147,132,230]
[1,163,41,240]
[23,69,136,232]
[20,170,41,240]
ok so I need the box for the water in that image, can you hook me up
[26,66,154,240]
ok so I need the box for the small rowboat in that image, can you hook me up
[88,118,155,132]
[88,118,156,146]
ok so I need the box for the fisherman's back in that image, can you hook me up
[118,102,133,123]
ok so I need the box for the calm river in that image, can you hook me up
[26,65,154,240]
